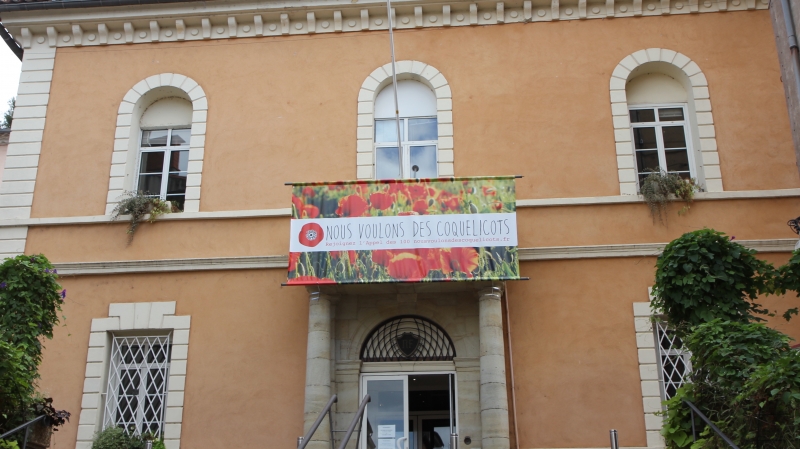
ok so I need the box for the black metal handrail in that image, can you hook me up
[336,395,370,449]
[683,399,740,449]
[298,395,338,449]
[0,415,47,449]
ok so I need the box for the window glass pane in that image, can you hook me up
[630,109,656,123]
[166,195,185,212]
[139,152,165,174]
[665,149,690,172]
[170,129,190,146]
[408,118,438,141]
[376,147,401,179]
[375,120,405,143]
[141,130,168,147]
[169,151,189,172]
[659,108,685,121]
[662,126,687,148]
[167,172,187,195]
[636,150,660,173]
[633,128,658,149]
[138,174,162,195]
[409,145,438,179]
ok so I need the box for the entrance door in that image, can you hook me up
[361,374,456,449]
[361,375,409,449]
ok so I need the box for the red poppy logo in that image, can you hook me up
[299,223,324,247]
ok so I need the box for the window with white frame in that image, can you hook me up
[137,129,189,211]
[104,335,172,437]
[654,320,691,401]
[374,81,438,179]
[630,105,694,188]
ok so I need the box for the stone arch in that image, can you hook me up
[609,48,723,195]
[106,73,208,214]
[356,61,454,179]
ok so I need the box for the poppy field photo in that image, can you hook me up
[287,177,520,284]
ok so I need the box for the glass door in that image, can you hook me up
[361,375,409,449]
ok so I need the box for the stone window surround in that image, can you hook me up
[77,301,191,449]
[106,74,207,214]
[610,48,723,196]
[633,291,666,448]
[356,61,454,180]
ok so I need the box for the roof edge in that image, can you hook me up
[0,0,200,13]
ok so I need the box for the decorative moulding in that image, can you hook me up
[609,48,723,195]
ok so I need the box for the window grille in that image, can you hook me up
[360,315,455,362]
[104,335,172,437]
[654,320,691,400]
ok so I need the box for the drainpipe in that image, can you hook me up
[779,0,800,101]
[0,21,23,61]
[503,282,520,449]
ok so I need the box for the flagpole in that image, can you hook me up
[386,0,403,177]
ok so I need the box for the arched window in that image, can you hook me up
[609,49,723,194]
[107,73,207,215]
[360,315,455,362]
[626,70,696,187]
[136,98,192,211]
[373,81,439,179]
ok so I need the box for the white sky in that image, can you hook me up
[0,41,22,120]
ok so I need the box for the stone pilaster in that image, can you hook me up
[478,286,510,449]
[303,291,335,449]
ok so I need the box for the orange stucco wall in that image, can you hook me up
[39,270,309,449]
[30,10,797,218]
[20,7,800,449]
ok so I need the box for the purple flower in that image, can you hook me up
[53,269,57,274]
[0,282,7,289]
[44,268,50,273]
[60,289,66,299]
[730,236,736,240]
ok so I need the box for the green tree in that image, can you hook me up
[1,98,14,129]
[0,254,68,437]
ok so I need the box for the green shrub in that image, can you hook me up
[0,440,20,449]
[91,427,146,449]
[640,170,699,224]
[652,229,775,332]
[662,320,798,448]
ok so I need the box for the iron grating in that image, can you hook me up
[360,315,455,362]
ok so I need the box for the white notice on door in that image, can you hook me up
[377,439,395,449]
[377,425,396,438]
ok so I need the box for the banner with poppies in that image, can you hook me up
[287,176,519,285]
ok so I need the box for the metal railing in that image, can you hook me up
[683,399,740,449]
[336,395,370,449]
[298,395,338,449]
[0,415,46,449]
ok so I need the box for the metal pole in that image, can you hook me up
[298,436,305,448]
[609,429,619,449]
[690,408,696,442]
[22,424,30,449]
[145,441,153,449]
[385,0,403,176]
[450,433,459,449]
[329,409,336,449]
[299,395,338,449]
[337,395,371,449]
[780,0,800,105]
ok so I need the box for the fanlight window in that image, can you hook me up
[360,315,455,362]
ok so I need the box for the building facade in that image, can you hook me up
[0,0,799,448]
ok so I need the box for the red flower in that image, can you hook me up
[398,211,419,216]
[492,201,503,211]
[336,195,369,217]
[292,195,304,216]
[302,186,316,197]
[370,192,394,210]
[482,186,497,196]
[385,252,426,280]
[298,223,325,247]
[287,275,336,285]
[407,183,430,200]
[289,252,301,272]
[371,250,394,266]
[332,250,357,265]
[413,200,429,215]
[444,247,480,274]
[419,248,446,273]
[444,197,461,211]
[302,205,320,218]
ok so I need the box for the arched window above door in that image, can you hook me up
[360,315,456,362]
